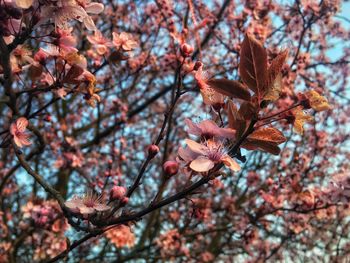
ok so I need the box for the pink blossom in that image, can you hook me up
[110,186,127,200]
[41,0,104,31]
[326,172,350,203]
[185,118,236,140]
[65,191,110,215]
[105,225,135,248]
[10,117,31,148]
[112,32,138,51]
[87,30,111,55]
[55,88,67,99]
[56,28,77,52]
[179,139,240,172]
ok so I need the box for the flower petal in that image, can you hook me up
[16,117,28,132]
[15,0,33,9]
[13,136,23,148]
[185,139,206,155]
[85,3,104,14]
[10,123,17,136]
[190,156,215,172]
[94,203,110,211]
[178,146,199,162]
[83,16,96,31]
[17,133,31,146]
[221,155,240,172]
[185,118,202,136]
[79,206,95,215]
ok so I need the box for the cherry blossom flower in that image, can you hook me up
[156,229,189,258]
[10,117,31,148]
[185,118,236,140]
[55,28,78,52]
[110,186,127,200]
[41,0,104,31]
[179,139,240,172]
[156,229,181,253]
[55,88,67,99]
[87,30,111,55]
[112,32,138,51]
[79,71,101,107]
[65,191,110,215]
[10,45,33,73]
[326,172,350,203]
[64,52,88,69]
[105,225,135,248]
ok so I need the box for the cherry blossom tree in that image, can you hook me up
[0,0,350,262]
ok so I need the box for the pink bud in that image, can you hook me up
[148,144,159,158]
[44,115,52,122]
[266,178,274,186]
[193,61,203,71]
[121,197,129,204]
[181,43,194,57]
[110,186,127,200]
[34,49,48,65]
[163,161,179,176]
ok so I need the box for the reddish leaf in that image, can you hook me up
[226,101,246,138]
[242,140,281,155]
[239,34,268,99]
[263,73,282,102]
[248,127,286,144]
[268,49,288,86]
[28,64,43,80]
[242,127,286,155]
[238,102,258,120]
[64,65,84,84]
[207,78,251,101]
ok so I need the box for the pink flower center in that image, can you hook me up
[205,144,224,162]
[84,199,95,208]
[201,132,214,140]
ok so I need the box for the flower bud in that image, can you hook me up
[163,161,179,176]
[121,197,129,204]
[181,43,193,57]
[148,144,159,158]
[110,186,127,201]
[193,61,203,71]
[44,115,52,122]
